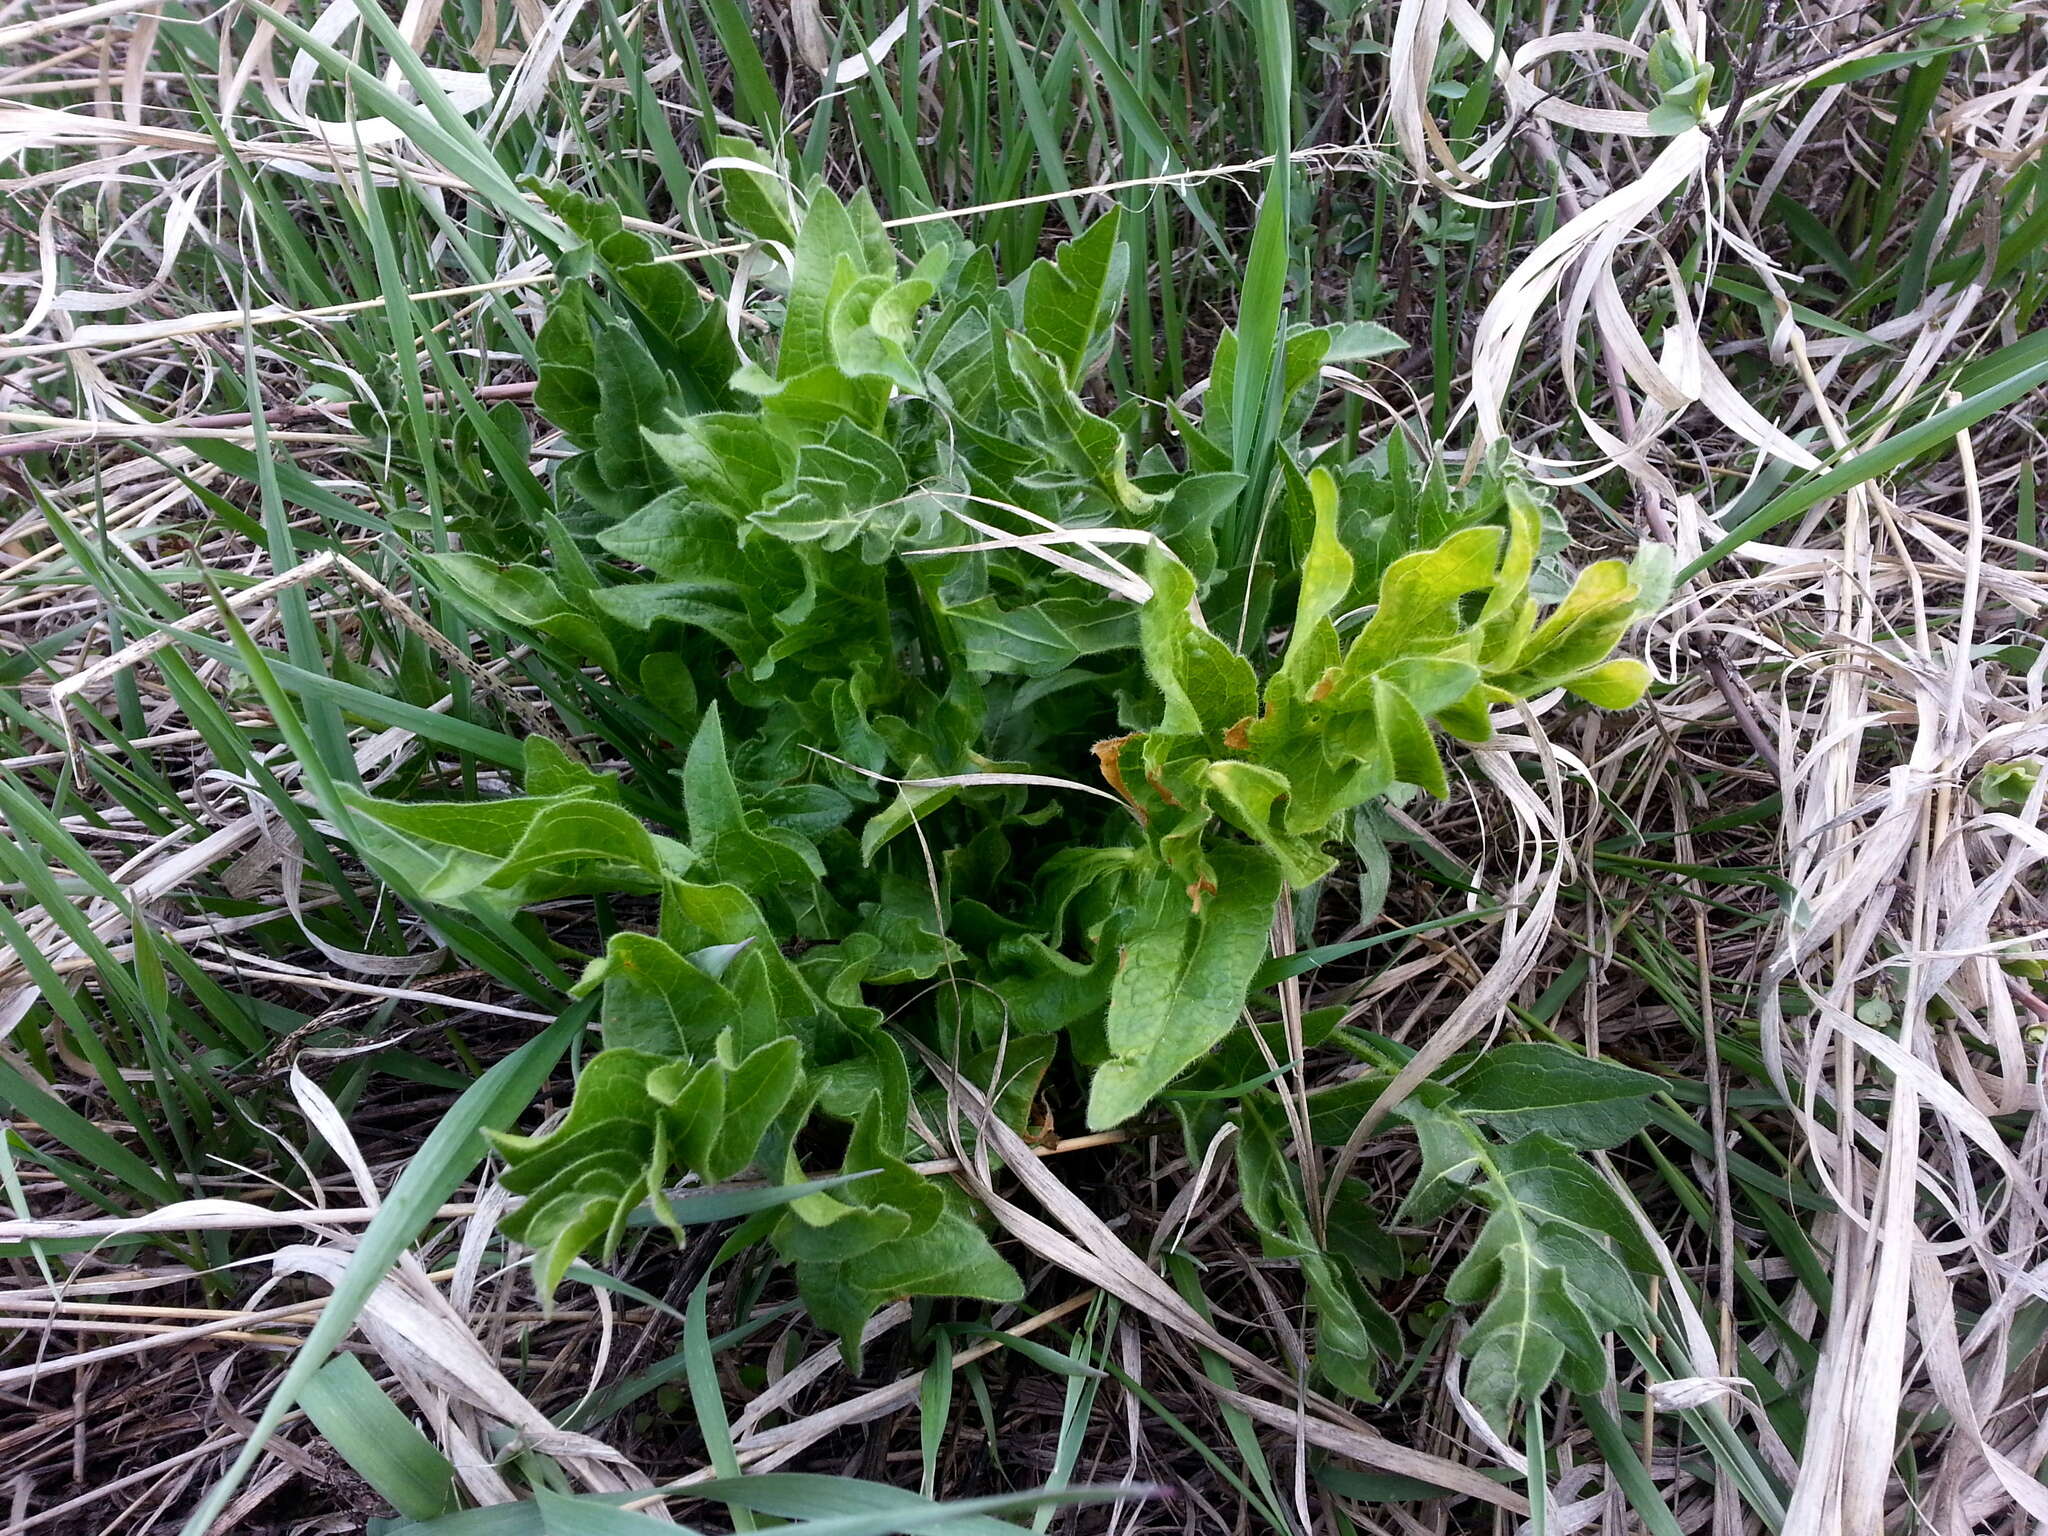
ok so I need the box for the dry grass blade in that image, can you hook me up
[916,1049,1519,1510]
[7,2,2048,1531]
[1321,719,1572,1207]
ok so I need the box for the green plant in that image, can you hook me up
[1918,0,2023,44]
[1646,31,1716,135]
[1973,758,2040,809]
[348,178,1655,1400]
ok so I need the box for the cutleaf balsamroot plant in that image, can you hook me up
[353,174,1661,1411]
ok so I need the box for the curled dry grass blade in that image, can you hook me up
[5,1,2048,1533]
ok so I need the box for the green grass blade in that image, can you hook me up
[1680,354,2048,579]
[176,1000,591,1536]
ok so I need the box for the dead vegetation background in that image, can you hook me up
[4,0,2048,1532]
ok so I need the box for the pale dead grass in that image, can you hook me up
[4,0,2048,1533]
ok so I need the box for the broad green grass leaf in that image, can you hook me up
[239,0,561,250]
[1205,325,1331,457]
[300,1354,458,1521]
[505,1478,1147,1536]
[0,1049,181,1206]
[1679,351,2048,580]
[1576,1395,1691,1536]
[692,1474,1149,1535]
[534,1489,704,1535]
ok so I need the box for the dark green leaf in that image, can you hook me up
[1451,1043,1662,1150]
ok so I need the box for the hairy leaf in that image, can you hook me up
[342,739,684,920]
[1019,208,1126,384]
[1451,1042,1663,1149]
[1089,843,1283,1129]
